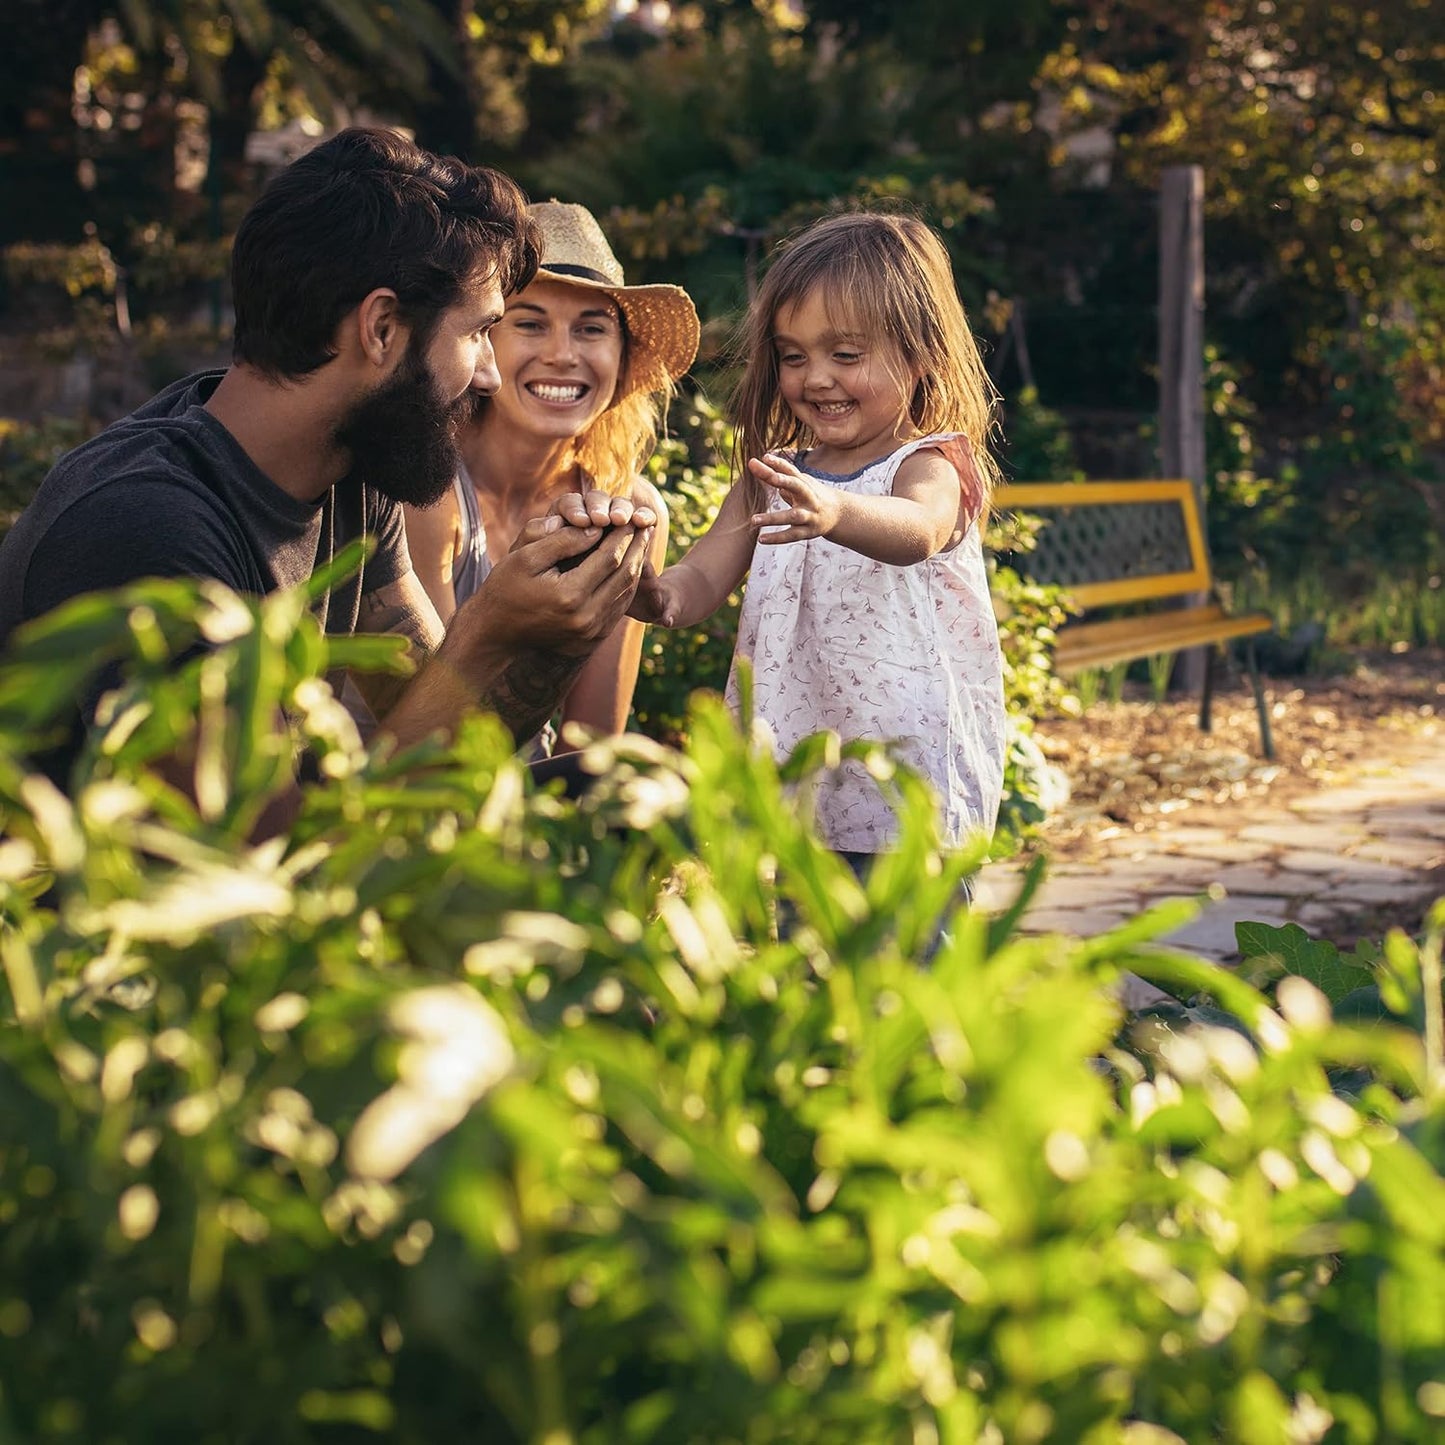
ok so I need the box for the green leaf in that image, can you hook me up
[1226,1371,1293,1444]
[304,538,372,603]
[1236,921,1375,1005]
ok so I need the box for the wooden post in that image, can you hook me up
[1158,165,1208,693]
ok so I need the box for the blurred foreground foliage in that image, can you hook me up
[2,574,1445,1443]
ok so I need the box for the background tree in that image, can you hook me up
[2,0,1441,623]
[1035,0,1444,582]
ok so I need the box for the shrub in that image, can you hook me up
[998,385,1083,484]
[2,575,1445,1442]
[633,395,741,747]
[1201,345,1292,589]
[1206,331,1445,644]
[0,415,91,539]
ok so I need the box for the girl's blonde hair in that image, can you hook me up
[730,211,1001,509]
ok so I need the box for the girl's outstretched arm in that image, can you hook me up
[629,481,758,628]
[749,447,974,565]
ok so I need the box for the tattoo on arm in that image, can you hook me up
[357,587,444,656]
[352,580,445,722]
[352,576,585,748]
[479,649,587,745]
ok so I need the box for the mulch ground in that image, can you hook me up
[1027,645,1445,865]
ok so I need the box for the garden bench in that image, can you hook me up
[993,479,1276,758]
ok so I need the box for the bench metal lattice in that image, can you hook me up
[1026,500,1193,589]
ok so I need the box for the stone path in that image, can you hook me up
[974,732,1445,1002]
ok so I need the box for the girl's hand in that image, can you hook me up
[626,560,679,627]
[748,452,841,543]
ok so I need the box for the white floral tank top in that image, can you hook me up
[724,434,1006,854]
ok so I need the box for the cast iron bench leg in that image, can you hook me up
[1198,644,1215,734]
[1245,638,1275,760]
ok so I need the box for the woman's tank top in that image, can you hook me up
[450,462,490,607]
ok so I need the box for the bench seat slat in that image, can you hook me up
[1053,606,1273,672]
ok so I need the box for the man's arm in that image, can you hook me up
[350,562,585,751]
[356,512,655,751]
[350,569,446,727]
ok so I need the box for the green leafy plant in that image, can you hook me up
[1104,661,1129,705]
[1072,666,1102,712]
[984,507,1076,841]
[633,394,742,746]
[4,574,1445,1442]
[1000,384,1084,484]
[1236,913,1445,1091]
[1146,651,1174,705]
[1207,332,1445,653]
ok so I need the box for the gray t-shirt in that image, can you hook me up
[0,370,410,781]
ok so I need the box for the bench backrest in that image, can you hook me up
[992,479,1211,609]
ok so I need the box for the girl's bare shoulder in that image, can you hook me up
[894,436,985,522]
[893,440,962,485]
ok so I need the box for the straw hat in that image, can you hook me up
[527,200,700,398]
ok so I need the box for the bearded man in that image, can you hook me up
[0,128,655,816]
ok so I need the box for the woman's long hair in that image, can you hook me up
[572,312,667,485]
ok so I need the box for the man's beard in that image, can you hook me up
[333,344,475,509]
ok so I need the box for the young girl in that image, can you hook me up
[630,211,1007,867]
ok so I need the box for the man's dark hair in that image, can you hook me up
[230,127,540,379]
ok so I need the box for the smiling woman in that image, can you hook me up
[403,201,699,753]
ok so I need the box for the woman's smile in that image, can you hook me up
[526,379,592,406]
